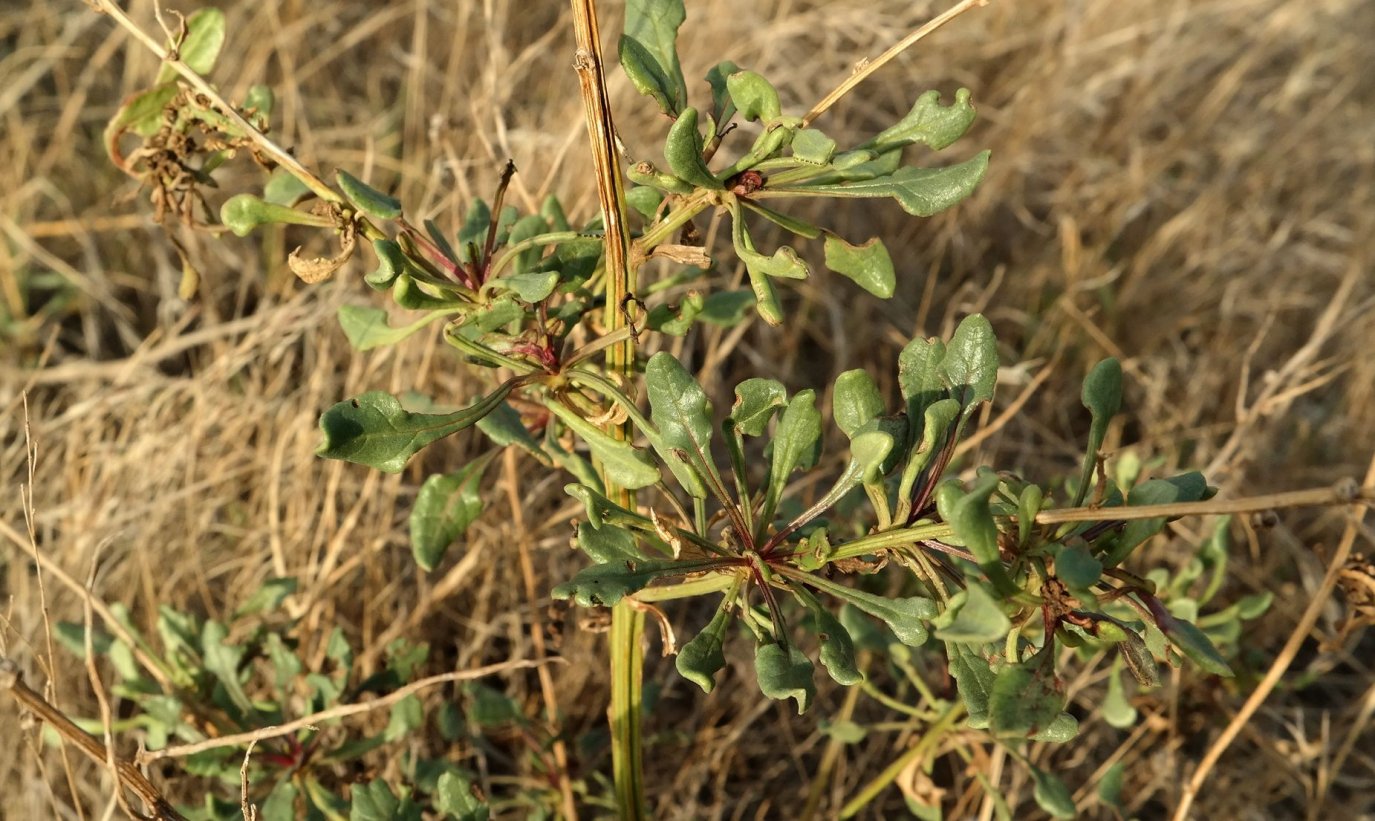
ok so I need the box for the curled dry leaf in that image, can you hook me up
[289,224,356,284]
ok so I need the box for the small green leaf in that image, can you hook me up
[1098,761,1126,811]
[619,35,677,115]
[1029,766,1076,819]
[263,169,311,206]
[349,779,421,821]
[832,370,885,439]
[201,620,253,714]
[754,642,815,714]
[546,402,661,490]
[336,169,402,220]
[811,581,935,648]
[935,475,1017,595]
[733,213,809,280]
[410,456,493,571]
[576,522,645,564]
[946,642,997,728]
[705,60,740,124]
[1104,472,1210,566]
[1157,612,1234,677]
[866,88,977,153]
[1102,664,1137,728]
[106,82,179,149]
[337,305,453,352]
[646,352,716,495]
[475,402,540,454]
[676,593,733,693]
[790,128,836,165]
[771,152,990,217]
[933,584,1011,643]
[647,291,704,336]
[156,9,226,82]
[943,313,998,411]
[767,390,822,515]
[1055,542,1102,588]
[739,199,823,239]
[220,194,331,237]
[699,290,755,326]
[820,719,867,744]
[499,270,560,302]
[553,559,719,607]
[1030,712,1079,742]
[234,578,297,617]
[1075,357,1123,506]
[898,336,948,421]
[730,378,787,436]
[435,771,490,821]
[823,234,895,298]
[726,70,781,122]
[624,0,687,109]
[797,592,862,686]
[664,108,722,190]
[989,661,1064,738]
[317,384,515,473]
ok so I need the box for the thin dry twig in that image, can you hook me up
[83,541,142,821]
[136,657,559,763]
[1035,480,1371,524]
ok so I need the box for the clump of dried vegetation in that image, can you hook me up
[2,0,1374,818]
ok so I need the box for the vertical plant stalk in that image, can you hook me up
[568,0,645,817]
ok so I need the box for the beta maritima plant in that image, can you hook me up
[81,1,1277,818]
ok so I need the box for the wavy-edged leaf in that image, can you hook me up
[664,108,721,190]
[823,234,895,298]
[410,455,494,571]
[771,152,990,216]
[337,305,454,352]
[646,352,715,478]
[624,0,687,109]
[576,522,645,564]
[726,70,781,122]
[546,402,660,490]
[730,378,787,437]
[156,8,226,82]
[677,593,733,693]
[754,642,814,714]
[865,88,977,153]
[795,589,862,686]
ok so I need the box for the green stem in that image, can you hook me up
[609,604,646,819]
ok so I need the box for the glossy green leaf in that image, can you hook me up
[336,169,402,220]
[943,313,998,410]
[619,35,677,115]
[866,88,977,153]
[546,402,660,490]
[771,151,990,216]
[823,234,895,298]
[726,70,781,122]
[1106,471,1209,566]
[933,584,1011,643]
[832,370,884,439]
[435,771,490,821]
[625,0,687,109]
[790,128,836,165]
[410,456,492,571]
[665,108,722,190]
[676,593,733,693]
[1157,612,1233,677]
[337,305,453,352]
[989,661,1064,738]
[317,384,514,473]
[156,9,225,83]
[935,475,1017,595]
[1055,542,1102,588]
[898,336,948,421]
[1029,766,1076,819]
[754,642,815,714]
[220,193,331,236]
[730,378,787,436]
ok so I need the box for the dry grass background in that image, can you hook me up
[2,0,1373,818]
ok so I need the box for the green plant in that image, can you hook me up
[52,1,1372,818]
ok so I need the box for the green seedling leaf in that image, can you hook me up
[576,522,645,564]
[499,270,560,302]
[898,336,948,421]
[553,558,720,607]
[263,169,311,206]
[337,305,454,352]
[731,378,787,436]
[1029,765,1076,819]
[823,234,895,298]
[989,660,1064,738]
[755,642,815,714]
[933,584,1011,643]
[833,370,885,439]
[201,620,253,714]
[625,0,687,109]
[677,593,733,693]
[1106,471,1209,566]
[935,475,1018,595]
[435,771,490,821]
[771,152,990,216]
[546,401,660,490]
[395,275,465,310]
[336,169,401,220]
[317,383,515,473]
[790,128,836,165]
[1075,357,1123,505]
[795,590,863,685]
[766,390,822,518]
[1031,712,1080,742]
[647,291,704,335]
[946,642,997,728]
[726,70,781,122]
[156,9,226,82]
[1055,542,1102,588]
[619,35,678,115]
[705,60,740,124]
[943,313,998,411]
[1103,664,1137,728]
[699,290,755,326]
[866,88,977,153]
[220,194,331,236]
[1156,611,1234,677]
[807,578,936,647]
[410,455,493,571]
[646,352,716,490]
[665,108,722,190]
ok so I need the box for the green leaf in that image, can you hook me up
[754,642,815,714]
[647,291,704,336]
[565,483,647,530]
[699,290,755,326]
[200,620,253,714]
[1157,612,1234,677]
[726,70,781,122]
[766,390,821,518]
[739,199,823,239]
[337,305,453,352]
[552,559,719,607]
[811,580,935,647]
[850,420,900,485]
[933,584,1011,643]
[1029,766,1076,819]
[832,370,885,439]
[435,771,489,821]
[233,577,297,617]
[475,402,540,455]
[336,169,402,220]
[1055,542,1102,588]
[499,270,560,302]
[645,352,715,496]
[935,475,1017,595]
[664,108,722,190]
[989,661,1064,738]
[157,9,226,82]
[943,313,998,411]
[317,384,515,473]
[349,779,421,821]
[676,593,733,693]
[946,642,997,728]
[790,128,836,165]
[619,35,678,115]
[576,522,645,564]
[105,82,179,151]
[546,401,660,490]
[1076,357,1123,506]
[772,152,990,217]
[410,456,493,571]
[734,217,809,281]
[823,234,895,298]
[866,88,977,153]
[1030,712,1079,742]
[1104,472,1210,566]
[730,378,787,437]
[820,719,867,744]
[796,591,862,685]
[1102,664,1137,728]
[898,336,948,421]
[263,169,311,206]
[1098,761,1126,811]
[384,693,424,741]
[220,194,331,237]
[705,61,740,124]
[624,0,687,109]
